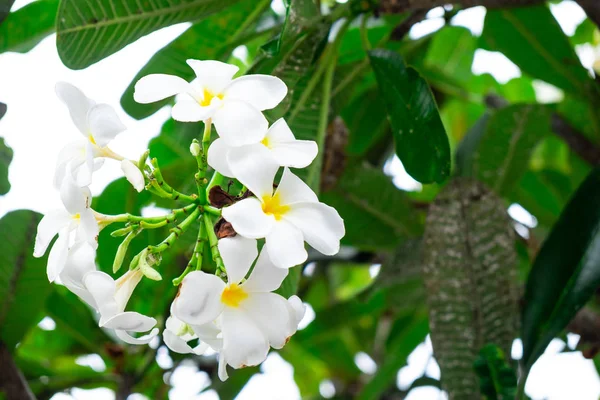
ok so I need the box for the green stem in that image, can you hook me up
[203,214,225,276]
[98,203,197,227]
[147,207,201,255]
[150,158,197,203]
[360,13,372,51]
[173,215,206,286]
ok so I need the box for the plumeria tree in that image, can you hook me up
[2,0,600,399]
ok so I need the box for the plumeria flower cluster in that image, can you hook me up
[34,60,345,381]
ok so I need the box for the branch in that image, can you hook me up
[0,342,35,400]
[390,9,429,40]
[485,94,600,165]
[576,0,600,29]
[379,0,542,13]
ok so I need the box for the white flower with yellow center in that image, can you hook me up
[207,118,317,178]
[133,60,287,146]
[172,236,305,380]
[34,173,98,282]
[82,269,159,345]
[221,156,345,269]
[54,82,128,187]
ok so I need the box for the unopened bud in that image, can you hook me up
[139,252,162,281]
[190,142,201,157]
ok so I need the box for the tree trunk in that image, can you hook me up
[0,342,35,400]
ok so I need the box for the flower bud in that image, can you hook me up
[190,142,201,157]
[121,159,145,192]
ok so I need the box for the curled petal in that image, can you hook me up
[265,220,307,269]
[55,82,95,135]
[87,104,126,147]
[173,271,225,326]
[34,209,71,257]
[102,311,157,332]
[133,74,192,104]
[221,308,269,369]
[225,75,287,111]
[243,247,288,293]
[227,144,278,199]
[212,100,267,146]
[218,236,257,285]
[60,241,97,307]
[121,160,145,192]
[284,202,345,256]
[116,328,159,345]
[222,198,274,239]
[218,352,229,382]
[274,168,318,205]
[47,228,70,282]
[83,271,120,318]
[186,59,238,94]
[207,139,234,178]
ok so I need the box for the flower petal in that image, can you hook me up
[115,328,159,345]
[171,98,217,122]
[225,75,287,111]
[164,329,195,354]
[192,322,223,351]
[221,308,268,368]
[243,247,288,293]
[242,292,295,349]
[270,141,318,169]
[73,141,95,187]
[218,352,229,381]
[274,168,318,205]
[284,202,345,256]
[87,104,126,147]
[173,271,225,326]
[77,209,99,247]
[186,59,238,94]
[265,118,294,141]
[121,160,145,192]
[34,209,71,257]
[212,100,267,146]
[54,140,86,189]
[222,198,274,239]
[55,82,95,135]
[102,311,157,332]
[113,269,143,312]
[227,144,278,199]
[133,74,191,103]
[60,171,87,215]
[218,236,257,284]
[207,138,234,178]
[83,271,120,318]
[288,295,306,326]
[265,220,307,269]
[60,241,97,307]
[47,228,70,282]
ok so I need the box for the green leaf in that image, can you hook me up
[481,5,592,95]
[343,87,389,156]
[275,265,301,298]
[522,167,600,369]
[571,18,596,46]
[368,48,451,184]
[0,0,58,54]
[0,211,53,349]
[321,163,423,251]
[422,179,519,398]
[0,107,13,195]
[474,344,518,400]
[120,0,269,119]
[56,0,242,69]
[423,26,477,84]
[472,104,552,196]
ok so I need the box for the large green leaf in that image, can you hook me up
[0,103,12,195]
[321,164,423,251]
[368,49,451,184]
[0,211,53,349]
[471,104,552,196]
[121,0,269,119]
[481,5,592,95]
[0,0,58,54]
[522,167,600,369]
[422,179,519,398]
[423,26,477,84]
[56,0,241,69]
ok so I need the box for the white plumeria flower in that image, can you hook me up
[120,159,145,192]
[133,60,287,146]
[172,236,305,380]
[208,118,317,178]
[163,315,222,356]
[59,241,98,308]
[221,156,345,269]
[82,269,159,345]
[34,174,98,282]
[54,82,127,188]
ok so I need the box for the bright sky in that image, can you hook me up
[1,1,598,399]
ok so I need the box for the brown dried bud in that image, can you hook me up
[215,218,236,239]
[209,186,235,208]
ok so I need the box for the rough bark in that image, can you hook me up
[0,341,35,400]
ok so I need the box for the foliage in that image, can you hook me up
[1,0,600,399]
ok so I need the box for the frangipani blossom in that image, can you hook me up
[121,159,145,192]
[59,241,98,308]
[163,315,222,356]
[83,269,159,345]
[208,118,317,178]
[133,60,287,146]
[222,159,345,269]
[54,82,127,187]
[34,175,98,282]
[172,236,305,380]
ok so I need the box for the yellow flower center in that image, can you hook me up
[262,193,290,221]
[199,88,224,107]
[88,134,97,145]
[221,284,248,308]
[261,137,271,148]
[72,213,81,220]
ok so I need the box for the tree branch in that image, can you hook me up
[576,0,600,29]
[379,0,542,14]
[0,342,35,400]
[390,9,429,40]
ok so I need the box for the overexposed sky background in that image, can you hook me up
[1,0,599,399]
